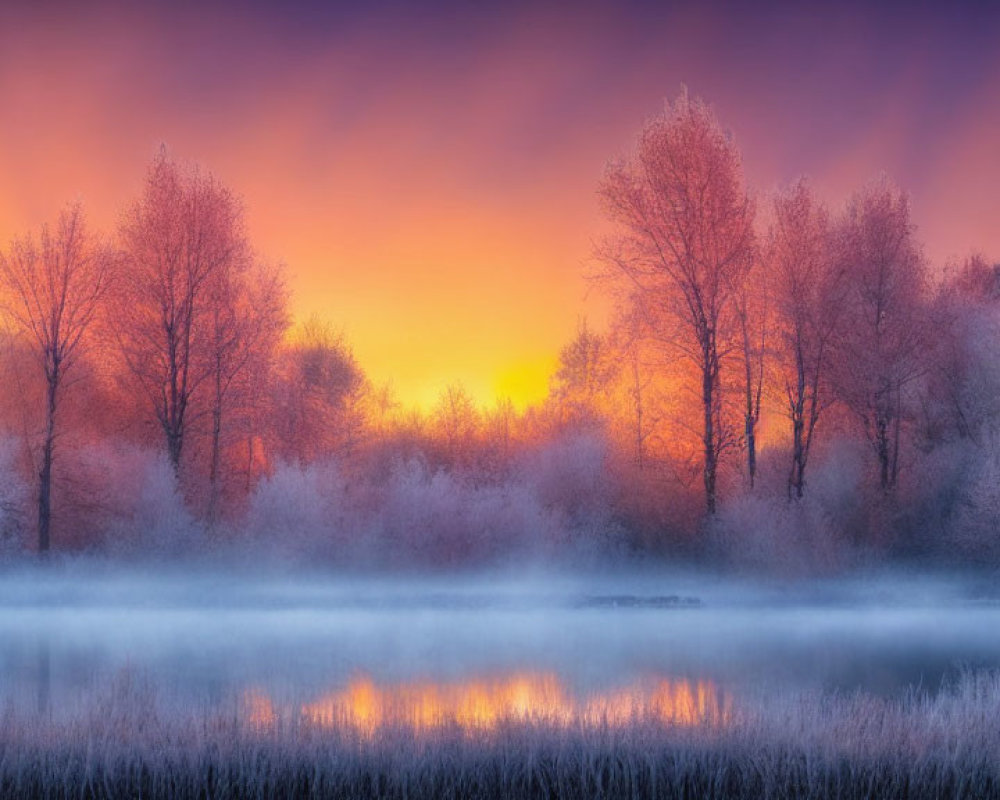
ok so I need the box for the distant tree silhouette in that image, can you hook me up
[270,320,367,464]
[950,253,1000,303]
[485,396,517,467]
[550,320,616,431]
[610,306,657,471]
[432,383,479,466]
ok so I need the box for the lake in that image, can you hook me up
[2,565,999,730]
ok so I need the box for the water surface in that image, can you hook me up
[2,566,998,727]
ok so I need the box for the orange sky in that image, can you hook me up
[1,1,998,409]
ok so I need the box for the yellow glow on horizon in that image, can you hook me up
[493,356,555,410]
[383,355,555,413]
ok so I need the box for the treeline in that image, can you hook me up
[576,91,1000,568]
[0,149,628,564]
[1,94,999,570]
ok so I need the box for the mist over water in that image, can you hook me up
[3,563,999,725]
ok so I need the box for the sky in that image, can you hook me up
[1,0,998,409]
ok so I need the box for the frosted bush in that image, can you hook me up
[93,446,200,556]
[711,492,844,575]
[950,445,1000,561]
[244,460,347,559]
[521,432,613,519]
[371,459,561,566]
[238,444,627,568]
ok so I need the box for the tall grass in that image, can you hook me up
[2,671,999,798]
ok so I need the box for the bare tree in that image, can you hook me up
[114,149,246,476]
[0,205,112,553]
[767,179,842,499]
[732,259,767,489]
[830,176,928,493]
[597,91,755,514]
[205,260,289,521]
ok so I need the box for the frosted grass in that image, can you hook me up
[2,670,999,799]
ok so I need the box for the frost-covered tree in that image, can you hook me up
[205,260,289,521]
[921,254,1000,447]
[0,205,113,552]
[767,180,842,498]
[114,149,248,477]
[830,177,928,493]
[597,91,755,514]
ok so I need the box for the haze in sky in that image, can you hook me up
[1,0,998,406]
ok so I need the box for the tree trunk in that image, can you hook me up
[166,428,183,477]
[37,370,58,555]
[876,408,891,492]
[891,384,902,490]
[164,316,188,479]
[702,338,717,515]
[631,348,644,471]
[207,360,223,525]
[742,322,757,489]
[38,435,53,555]
[790,426,805,499]
[789,397,805,499]
[789,346,807,500]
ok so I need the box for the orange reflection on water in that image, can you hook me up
[245,673,728,734]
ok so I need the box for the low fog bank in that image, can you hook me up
[2,565,1000,707]
[2,560,1000,610]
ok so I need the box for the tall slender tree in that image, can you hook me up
[597,91,755,514]
[0,205,113,553]
[767,179,842,499]
[114,149,247,476]
[205,260,289,522]
[733,258,767,489]
[831,176,927,493]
